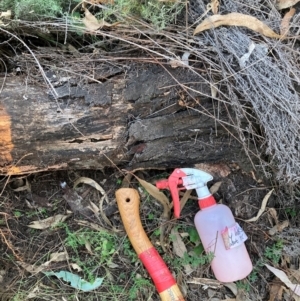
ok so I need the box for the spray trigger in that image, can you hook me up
[156,168,214,218]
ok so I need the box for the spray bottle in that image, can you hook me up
[156,168,252,283]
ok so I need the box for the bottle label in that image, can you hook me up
[221,223,248,250]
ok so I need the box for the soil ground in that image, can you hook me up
[1,166,299,301]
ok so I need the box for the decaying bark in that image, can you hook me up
[0,63,254,175]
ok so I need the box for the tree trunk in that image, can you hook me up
[0,63,253,175]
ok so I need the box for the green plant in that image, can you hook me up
[147,212,155,220]
[139,1,184,30]
[128,276,152,300]
[1,0,184,30]
[264,240,283,264]
[13,210,22,218]
[153,228,161,237]
[25,208,48,218]
[64,226,119,282]
[236,279,250,292]
[186,227,205,256]
[93,0,185,30]
[285,207,298,218]
[181,251,214,268]
[0,0,64,20]
[122,237,138,262]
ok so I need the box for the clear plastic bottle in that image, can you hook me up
[156,168,253,283]
[194,197,253,282]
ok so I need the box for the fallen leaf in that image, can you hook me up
[43,252,69,266]
[44,270,104,292]
[171,228,187,258]
[268,283,284,301]
[187,277,222,289]
[12,178,31,192]
[236,287,252,301]
[84,239,93,254]
[265,264,300,296]
[280,8,296,36]
[17,261,44,274]
[134,176,170,220]
[28,214,71,229]
[73,177,116,229]
[82,8,112,31]
[268,208,278,225]
[88,201,100,215]
[245,189,274,222]
[171,227,193,274]
[194,13,282,39]
[180,189,192,212]
[75,219,109,232]
[268,220,289,236]
[17,252,69,273]
[73,177,108,202]
[209,181,222,195]
[207,0,219,14]
[224,282,238,296]
[70,263,82,272]
[276,0,300,9]
[288,269,300,284]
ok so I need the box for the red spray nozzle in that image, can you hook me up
[155,179,169,190]
[156,168,214,218]
[156,169,187,218]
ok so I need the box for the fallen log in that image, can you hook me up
[0,63,254,175]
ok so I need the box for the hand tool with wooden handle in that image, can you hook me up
[116,188,185,301]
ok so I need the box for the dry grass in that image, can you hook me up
[2,0,299,183]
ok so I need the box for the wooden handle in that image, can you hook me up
[116,188,185,301]
[116,188,153,254]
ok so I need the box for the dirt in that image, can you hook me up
[0,166,298,301]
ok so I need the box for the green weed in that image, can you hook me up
[64,226,139,283]
[147,212,155,220]
[264,240,283,264]
[128,276,152,300]
[285,207,298,218]
[0,0,63,20]
[180,251,214,268]
[64,226,118,281]
[25,208,48,218]
[13,210,22,218]
[168,225,213,269]
[122,237,138,262]
[236,279,250,292]
[1,0,184,30]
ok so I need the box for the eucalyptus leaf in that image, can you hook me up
[44,271,104,292]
